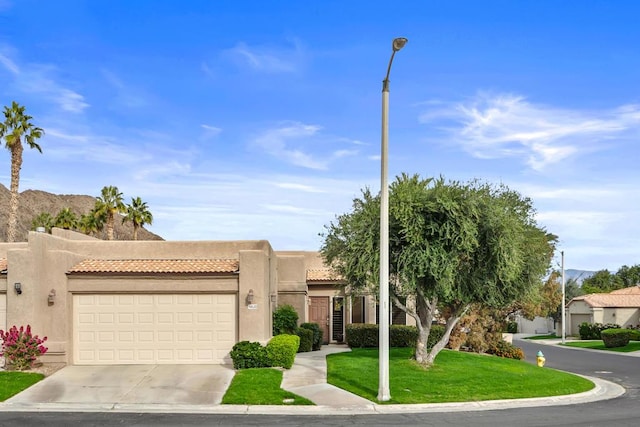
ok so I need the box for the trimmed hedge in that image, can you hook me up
[296,328,313,353]
[601,328,632,348]
[230,341,270,369]
[345,323,445,349]
[300,322,322,350]
[273,304,299,335]
[266,334,300,369]
[630,329,640,341]
[578,322,620,340]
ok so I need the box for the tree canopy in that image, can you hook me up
[321,174,556,366]
[581,264,640,294]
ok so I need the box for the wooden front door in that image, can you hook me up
[310,297,330,344]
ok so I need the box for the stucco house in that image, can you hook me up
[0,228,405,366]
[566,286,640,335]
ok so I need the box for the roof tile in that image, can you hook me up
[306,268,343,282]
[68,259,239,274]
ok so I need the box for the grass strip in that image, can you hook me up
[327,347,594,404]
[222,368,314,405]
[562,340,640,353]
[0,372,45,401]
[523,334,558,340]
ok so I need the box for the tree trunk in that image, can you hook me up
[7,143,23,242]
[414,299,469,367]
[133,224,139,241]
[106,213,114,240]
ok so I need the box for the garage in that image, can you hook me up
[73,293,237,365]
[570,314,591,337]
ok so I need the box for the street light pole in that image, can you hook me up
[378,37,407,402]
[561,251,566,344]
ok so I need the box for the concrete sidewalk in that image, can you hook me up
[0,344,626,414]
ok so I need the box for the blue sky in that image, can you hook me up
[1,1,639,271]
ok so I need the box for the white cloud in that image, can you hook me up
[0,49,89,113]
[223,39,304,73]
[420,93,640,171]
[253,122,327,170]
[0,52,19,74]
[200,124,222,140]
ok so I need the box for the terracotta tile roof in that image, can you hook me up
[572,292,640,308]
[306,268,343,282]
[0,258,6,273]
[68,259,239,274]
[609,286,640,295]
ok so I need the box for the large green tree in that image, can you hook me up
[0,101,44,242]
[123,196,153,240]
[581,270,622,294]
[95,185,126,240]
[321,174,556,366]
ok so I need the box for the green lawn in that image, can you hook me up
[0,372,45,401]
[523,334,558,340]
[222,368,314,405]
[327,348,594,404]
[562,340,640,353]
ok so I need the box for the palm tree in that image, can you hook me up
[0,101,44,242]
[54,207,79,230]
[79,208,105,237]
[95,185,125,240]
[123,196,153,240]
[31,212,55,233]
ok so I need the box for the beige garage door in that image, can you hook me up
[570,314,591,336]
[73,294,236,365]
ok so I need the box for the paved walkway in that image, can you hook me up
[0,342,626,414]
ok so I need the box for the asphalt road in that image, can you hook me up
[1,339,638,426]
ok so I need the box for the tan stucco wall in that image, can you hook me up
[3,230,277,363]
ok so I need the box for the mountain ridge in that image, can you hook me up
[0,184,163,242]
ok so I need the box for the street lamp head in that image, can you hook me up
[392,37,408,52]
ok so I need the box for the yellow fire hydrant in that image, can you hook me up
[536,350,546,367]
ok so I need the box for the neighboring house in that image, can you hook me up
[514,315,556,335]
[566,286,640,335]
[0,228,407,366]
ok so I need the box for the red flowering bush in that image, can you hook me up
[0,325,48,370]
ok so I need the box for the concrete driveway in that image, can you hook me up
[6,365,235,406]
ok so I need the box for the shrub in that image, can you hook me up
[296,328,313,353]
[601,328,632,348]
[230,341,270,369]
[0,325,48,371]
[300,322,322,350]
[389,325,418,347]
[346,323,378,348]
[428,325,445,349]
[506,321,518,333]
[578,322,620,340]
[266,334,300,369]
[629,329,640,341]
[346,323,445,349]
[486,340,525,360]
[273,304,299,335]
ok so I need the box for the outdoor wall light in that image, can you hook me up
[48,289,56,305]
[246,289,255,305]
[14,283,22,295]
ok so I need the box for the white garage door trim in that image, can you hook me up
[73,293,237,365]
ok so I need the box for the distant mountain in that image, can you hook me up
[564,269,596,285]
[0,184,163,242]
